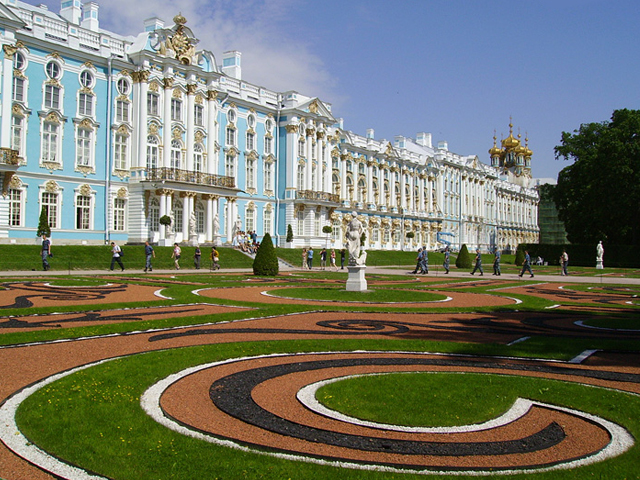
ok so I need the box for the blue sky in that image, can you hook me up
[36,0,640,179]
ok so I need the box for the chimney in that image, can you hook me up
[437,141,448,151]
[81,1,99,32]
[144,17,164,32]
[222,51,242,80]
[366,128,375,140]
[416,132,432,148]
[60,0,81,24]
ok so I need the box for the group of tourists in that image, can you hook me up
[301,247,345,270]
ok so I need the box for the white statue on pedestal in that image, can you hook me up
[189,212,196,236]
[166,210,175,235]
[346,211,363,265]
[213,213,220,235]
[596,241,604,269]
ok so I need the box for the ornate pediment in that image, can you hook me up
[150,14,199,66]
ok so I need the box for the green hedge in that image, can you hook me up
[517,243,638,268]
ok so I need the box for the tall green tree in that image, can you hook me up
[554,109,640,245]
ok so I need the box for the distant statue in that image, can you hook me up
[232,215,242,238]
[596,241,604,269]
[213,213,220,235]
[166,210,175,235]
[189,212,196,236]
[346,211,364,265]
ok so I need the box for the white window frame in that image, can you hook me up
[170,98,182,121]
[11,115,25,154]
[147,92,159,116]
[41,191,60,229]
[147,136,159,169]
[263,161,273,192]
[170,139,182,169]
[116,99,129,123]
[263,207,272,235]
[114,133,129,170]
[246,158,256,190]
[245,207,255,233]
[78,92,94,117]
[44,84,61,110]
[225,153,236,178]
[114,197,126,231]
[226,127,236,146]
[194,143,204,172]
[149,198,160,232]
[76,127,93,167]
[8,188,25,227]
[13,76,25,102]
[41,121,60,164]
[75,194,92,230]
[246,131,255,151]
[194,104,204,126]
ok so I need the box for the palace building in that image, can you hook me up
[0,0,539,251]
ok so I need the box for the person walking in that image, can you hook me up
[40,234,52,271]
[320,248,327,270]
[340,249,346,269]
[519,250,534,278]
[194,245,201,269]
[211,247,220,270]
[172,243,181,270]
[470,248,483,276]
[560,250,569,276]
[493,248,501,276]
[307,247,314,269]
[330,249,339,271]
[110,241,124,271]
[443,246,450,274]
[419,247,429,274]
[144,241,155,273]
[411,247,423,274]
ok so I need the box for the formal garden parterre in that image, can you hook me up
[0,267,639,479]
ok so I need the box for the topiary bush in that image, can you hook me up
[37,206,51,238]
[455,244,471,269]
[515,248,525,266]
[253,232,279,276]
[286,224,294,243]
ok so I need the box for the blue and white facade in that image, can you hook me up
[0,0,538,251]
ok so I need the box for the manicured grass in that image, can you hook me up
[269,286,448,303]
[16,341,640,480]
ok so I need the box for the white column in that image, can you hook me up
[186,84,196,171]
[0,48,14,148]
[162,79,173,168]
[206,90,217,174]
[135,73,149,170]
[367,162,374,204]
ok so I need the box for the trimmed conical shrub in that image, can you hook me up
[286,224,294,243]
[455,244,472,269]
[515,248,525,266]
[36,206,51,238]
[253,232,279,276]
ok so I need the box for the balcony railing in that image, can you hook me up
[146,168,235,188]
[0,148,20,166]
[296,190,340,203]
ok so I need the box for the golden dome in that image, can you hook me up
[489,133,502,156]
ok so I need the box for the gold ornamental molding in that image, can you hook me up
[186,83,197,95]
[285,124,298,134]
[131,70,150,83]
[149,81,160,92]
[75,165,95,177]
[207,90,218,101]
[2,44,18,58]
[163,77,174,89]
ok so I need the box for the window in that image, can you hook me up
[76,128,92,167]
[264,136,273,155]
[263,207,272,234]
[358,178,366,203]
[45,61,61,80]
[194,104,204,126]
[170,139,182,169]
[311,163,317,191]
[79,70,93,88]
[246,132,255,151]
[14,51,26,70]
[247,115,255,128]
[114,198,126,231]
[76,195,91,230]
[263,162,273,191]
[44,85,61,109]
[174,200,183,233]
[332,174,340,195]
[297,210,304,236]
[42,191,59,228]
[226,127,236,146]
[225,154,235,177]
[147,136,159,169]
[78,92,93,116]
[116,78,130,95]
[12,77,25,102]
[9,189,23,227]
[147,92,159,116]
[227,109,236,123]
[116,99,129,123]
[246,158,256,190]
[195,202,205,233]
[170,98,182,121]
[297,164,305,190]
[150,198,159,232]
[246,207,255,233]
[114,133,128,170]
[42,122,59,163]
[372,227,379,242]
[332,220,340,242]
[194,144,204,172]
[298,139,305,157]
[11,116,23,153]
[383,228,390,243]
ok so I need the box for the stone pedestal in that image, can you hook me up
[213,234,221,247]
[596,260,604,269]
[189,234,198,247]
[346,265,368,292]
[158,235,175,247]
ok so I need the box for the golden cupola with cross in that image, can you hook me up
[489,120,533,186]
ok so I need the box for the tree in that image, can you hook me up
[286,224,294,243]
[252,233,279,276]
[554,109,640,245]
[456,244,471,269]
[36,206,51,237]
